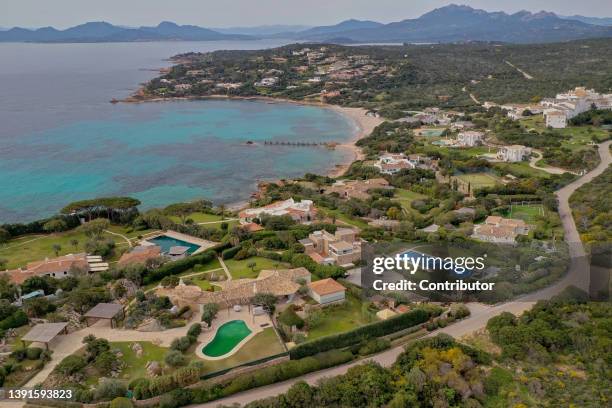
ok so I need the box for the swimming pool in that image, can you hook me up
[147,235,201,254]
[202,320,252,357]
[420,129,445,137]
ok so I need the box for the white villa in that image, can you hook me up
[541,87,612,129]
[374,153,415,175]
[497,145,531,162]
[255,77,279,87]
[239,198,317,224]
[544,110,568,128]
[457,131,484,147]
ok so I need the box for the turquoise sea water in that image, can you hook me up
[0,41,355,222]
[0,99,354,222]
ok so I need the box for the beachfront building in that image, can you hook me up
[239,198,317,224]
[497,145,531,162]
[472,216,530,244]
[374,153,415,175]
[299,228,361,267]
[117,245,161,268]
[456,131,484,147]
[307,278,346,305]
[4,253,90,284]
[324,178,391,200]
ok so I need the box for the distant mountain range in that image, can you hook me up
[2,4,611,44]
[213,25,312,36]
[0,21,251,42]
[559,15,612,26]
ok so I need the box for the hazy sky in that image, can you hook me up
[2,0,612,28]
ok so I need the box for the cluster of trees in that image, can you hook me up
[570,166,612,245]
[60,197,141,223]
[569,108,612,127]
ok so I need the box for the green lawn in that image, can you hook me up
[169,212,238,230]
[520,116,608,150]
[493,161,551,178]
[306,295,376,340]
[320,208,369,229]
[224,256,289,279]
[201,327,285,374]
[509,204,545,224]
[393,189,428,211]
[111,341,169,381]
[177,258,222,277]
[455,172,500,188]
[187,273,221,291]
[0,229,124,269]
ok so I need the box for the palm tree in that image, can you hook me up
[52,244,62,257]
[219,204,225,221]
[247,261,257,273]
[70,239,79,250]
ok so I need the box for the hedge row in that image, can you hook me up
[142,250,216,284]
[221,245,241,260]
[0,310,28,330]
[289,308,431,359]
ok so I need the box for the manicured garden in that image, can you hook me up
[0,230,119,269]
[224,256,289,279]
[110,341,169,380]
[393,189,428,211]
[306,295,376,340]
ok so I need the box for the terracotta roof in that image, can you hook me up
[242,222,264,232]
[308,278,346,296]
[5,253,89,284]
[118,245,161,267]
[26,253,88,274]
[157,268,311,308]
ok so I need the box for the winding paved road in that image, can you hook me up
[190,140,611,408]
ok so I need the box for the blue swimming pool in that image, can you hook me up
[147,235,201,254]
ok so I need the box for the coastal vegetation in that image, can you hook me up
[140,39,612,114]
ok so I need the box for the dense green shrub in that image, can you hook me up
[159,388,194,408]
[55,355,87,376]
[221,350,353,397]
[26,347,43,360]
[289,308,433,359]
[187,323,202,337]
[221,245,241,260]
[0,309,28,330]
[165,350,187,367]
[110,397,133,408]
[94,378,127,401]
[143,250,216,284]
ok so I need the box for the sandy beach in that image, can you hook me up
[327,105,384,177]
[123,93,384,210]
